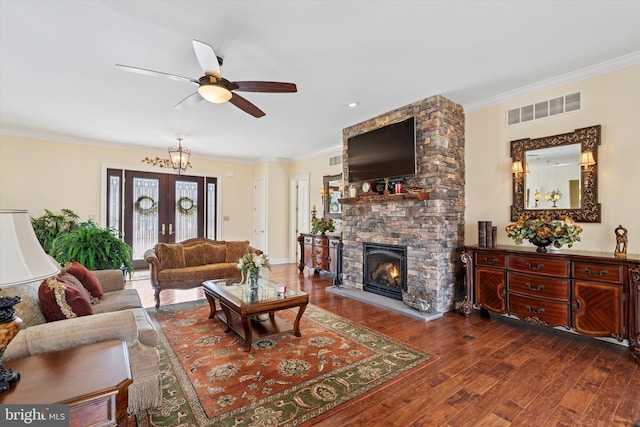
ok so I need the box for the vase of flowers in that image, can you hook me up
[311,217,335,235]
[236,252,271,289]
[506,215,582,253]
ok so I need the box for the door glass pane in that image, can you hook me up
[207,181,216,239]
[175,180,199,242]
[132,178,159,260]
[108,175,121,230]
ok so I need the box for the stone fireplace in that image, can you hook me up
[340,95,465,313]
[363,242,407,300]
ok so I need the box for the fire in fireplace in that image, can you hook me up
[363,242,407,300]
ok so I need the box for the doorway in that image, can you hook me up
[106,169,216,269]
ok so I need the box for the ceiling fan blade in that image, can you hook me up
[229,93,265,118]
[233,81,297,93]
[174,92,203,110]
[192,40,221,79]
[115,64,197,83]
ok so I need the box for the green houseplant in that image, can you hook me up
[30,208,80,255]
[51,221,134,274]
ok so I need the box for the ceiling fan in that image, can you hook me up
[116,40,297,118]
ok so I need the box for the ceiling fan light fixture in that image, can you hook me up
[198,83,232,103]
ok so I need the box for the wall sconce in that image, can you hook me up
[511,161,524,175]
[579,151,596,169]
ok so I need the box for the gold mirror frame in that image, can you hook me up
[510,125,601,223]
[323,174,342,220]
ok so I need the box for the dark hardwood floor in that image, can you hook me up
[128,264,640,426]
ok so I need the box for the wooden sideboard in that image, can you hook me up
[298,233,342,286]
[460,245,640,363]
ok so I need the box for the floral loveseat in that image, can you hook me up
[4,265,161,414]
[144,237,262,309]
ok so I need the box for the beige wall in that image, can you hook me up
[3,66,637,263]
[289,148,343,222]
[465,65,640,254]
[0,135,256,242]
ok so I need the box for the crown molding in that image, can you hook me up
[463,51,640,113]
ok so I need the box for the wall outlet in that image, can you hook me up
[223,216,230,221]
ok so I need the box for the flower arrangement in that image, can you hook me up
[505,215,582,249]
[311,217,335,234]
[236,252,271,274]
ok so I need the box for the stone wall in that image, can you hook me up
[341,95,465,312]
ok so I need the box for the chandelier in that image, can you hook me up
[142,137,192,175]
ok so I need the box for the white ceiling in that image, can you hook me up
[1,1,639,163]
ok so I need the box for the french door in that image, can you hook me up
[107,169,217,269]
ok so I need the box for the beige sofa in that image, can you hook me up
[144,237,262,309]
[5,269,161,414]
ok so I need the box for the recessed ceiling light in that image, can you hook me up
[347,101,359,108]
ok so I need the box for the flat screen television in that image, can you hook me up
[347,117,416,183]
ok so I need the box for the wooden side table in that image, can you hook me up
[1,340,133,427]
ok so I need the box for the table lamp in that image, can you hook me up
[0,209,59,392]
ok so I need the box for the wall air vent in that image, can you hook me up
[329,154,342,167]
[506,91,582,126]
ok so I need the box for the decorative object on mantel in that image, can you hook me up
[0,210,60,392]
[141,137,192,175]
[505,215,582,252]
[311,217,335,234]
[615,224,628,258]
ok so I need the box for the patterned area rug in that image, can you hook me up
[137,299,435,426]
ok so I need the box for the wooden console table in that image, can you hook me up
[1,340,133,427]
[298,233,342,286]
[460,245,640,363]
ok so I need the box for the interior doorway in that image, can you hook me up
[289,174,309,262]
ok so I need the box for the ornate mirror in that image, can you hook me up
[510,125,601,222]
[323,174,342,219]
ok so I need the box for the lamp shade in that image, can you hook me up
[579,151,596,166]
[511,161,524,174]
[0,210,59,286]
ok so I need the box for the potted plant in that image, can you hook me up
[51,221,133,274]
[505,215,582,252]
[311,217,335,235]
[30,209,80,254]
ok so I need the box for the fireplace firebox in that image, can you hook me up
[363,243,407,300]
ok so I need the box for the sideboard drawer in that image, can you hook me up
[476,253,506,268]
[508,293,570,328]
[304,236,313,245]
[573,262,623,284]
[508,272,569,301]
[508,256,569,277]
[313,237,329,247]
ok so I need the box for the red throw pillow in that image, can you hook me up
[66,262,104,300]
[38,277,93,321]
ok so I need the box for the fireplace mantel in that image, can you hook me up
[340,191,429,205]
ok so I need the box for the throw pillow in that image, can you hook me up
[202,243,226,264]
[156,243,186,270]
[65,262,104,301]
[225,241,250,263]
[38,277,93,322]
[59,272,93,303]
[183,244,204,267]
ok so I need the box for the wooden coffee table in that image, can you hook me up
[203,279,308,352]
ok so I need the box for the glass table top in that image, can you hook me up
[204,278,307,305]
